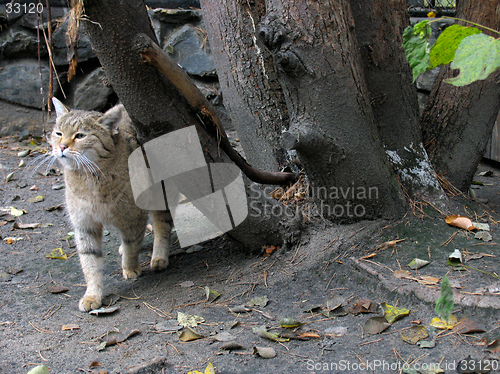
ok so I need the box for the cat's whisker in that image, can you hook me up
[79,154,108,182]
[25,152,56,180]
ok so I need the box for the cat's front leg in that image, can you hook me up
[75,225,104,312]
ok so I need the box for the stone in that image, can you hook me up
[0,27,47,59]
[164,24,216,78]
[52,17,96,66]
[0,101,45,137]
[0,59,55,109]
[149,8,202,24]
[416,67,440,92]
[74,67,114,111]
[145,0,200,8]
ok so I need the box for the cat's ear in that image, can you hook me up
[52,97,69,118]
[98,105,125,135]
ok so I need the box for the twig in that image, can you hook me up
[359,338,382,346]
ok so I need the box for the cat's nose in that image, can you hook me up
[59,144,68,152]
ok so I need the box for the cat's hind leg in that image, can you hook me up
[75,223,104,312]
[150,209,173,271]
[118,222,147,279]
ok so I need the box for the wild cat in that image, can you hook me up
[48,97,174,312]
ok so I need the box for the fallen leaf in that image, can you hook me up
[18,150,30,157]
[101,293,121,307]
[394,269,411,279]
[417,275,440,285]
[430,315,458,330]
[417,339,436,348]
[364,316,391,335]
[214,331,235,342]
[99,329,140,347]
[486,339,500,353]
[62,324,79,331]
[179,327,205,342]
[155,320,183,332]
[279,317,303,328]
[187,362,215,374]
[324,326,347,338]
[299,331,322,339]
[472,222,490,231]
[45,204,63,212]
[26,365,49,374]
[453,317,485,334]
[45,248,67,260]
[447,249,463,267]
[179,280,194,288]
[204,286,221,303]
[27,195,44,203]
[89,361,101,368]
[177,311,205,328]
[247,295,269,307]
[13,222,41,230]
[89,305,119,315]
[252,346,276,359]
[478,170,494,177]
[252,325,289,342]
[475,231,492,242]
[220,342,245,351]
[47,285,69,294]
[401,325,429,344]
[445,215,476,231]
[5,172,14,183]
[10,207,25,216]
[350,299,379,315]
[381,302,410,323]
[229,305,252,314]
[374,239,406,251]
[407,258,429,270]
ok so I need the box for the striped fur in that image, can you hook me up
[50,98,174,312]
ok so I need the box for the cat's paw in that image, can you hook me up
[151,257,169,271]
[122,267,142,279]
[79,295,101,312]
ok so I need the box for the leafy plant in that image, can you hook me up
[403,17,500,86]
[435,275,454,322]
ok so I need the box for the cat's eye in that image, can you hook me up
[74,133,86,140]
[55,131,62,137]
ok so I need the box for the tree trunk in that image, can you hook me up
[81,0,293,250]
[350,0,443,198]
[421,0,500,192]
[258,0,406,221]
[201,0,290,172]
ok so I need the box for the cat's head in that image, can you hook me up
[50,97,125,171]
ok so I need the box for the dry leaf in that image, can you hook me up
[401,325,428,345]
[394,269,411,279]
[453,317,485,334]
[364,316,391,335]
[430,315,458,330]
[177,311,205,328]
[89,305,119,315]
[381,302,410,324]
[179,327,205,342]
[62,324,79,331]
[417,275,440,285]
[252,346,276,359]
[350,299,379,315]
[445,215,476,231]
[47,285,69,294]
[45,248,67,260]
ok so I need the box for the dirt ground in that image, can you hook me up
[1,134,500,374]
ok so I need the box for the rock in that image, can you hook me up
[145,0,200,8]
[0,27,47,59]
[164,24,216,78]
[416,67,440,92]
[149,8,202,24]
[0,59,55,109]
[0,101,45,137]
[52,17,96,66]
[74,67,114,111]
[17,7,68,29]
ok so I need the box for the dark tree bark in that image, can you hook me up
[350,0,443,198]
[201,0,290,172]
[421,0,500,192]
[254,0,406,221]
[81,0,295,250]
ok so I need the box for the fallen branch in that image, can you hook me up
[135,34,297,186]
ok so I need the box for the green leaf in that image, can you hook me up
[446,33,500,86]
[434,275,454,323]
[402,21,432,81]
[430,24,481,69]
